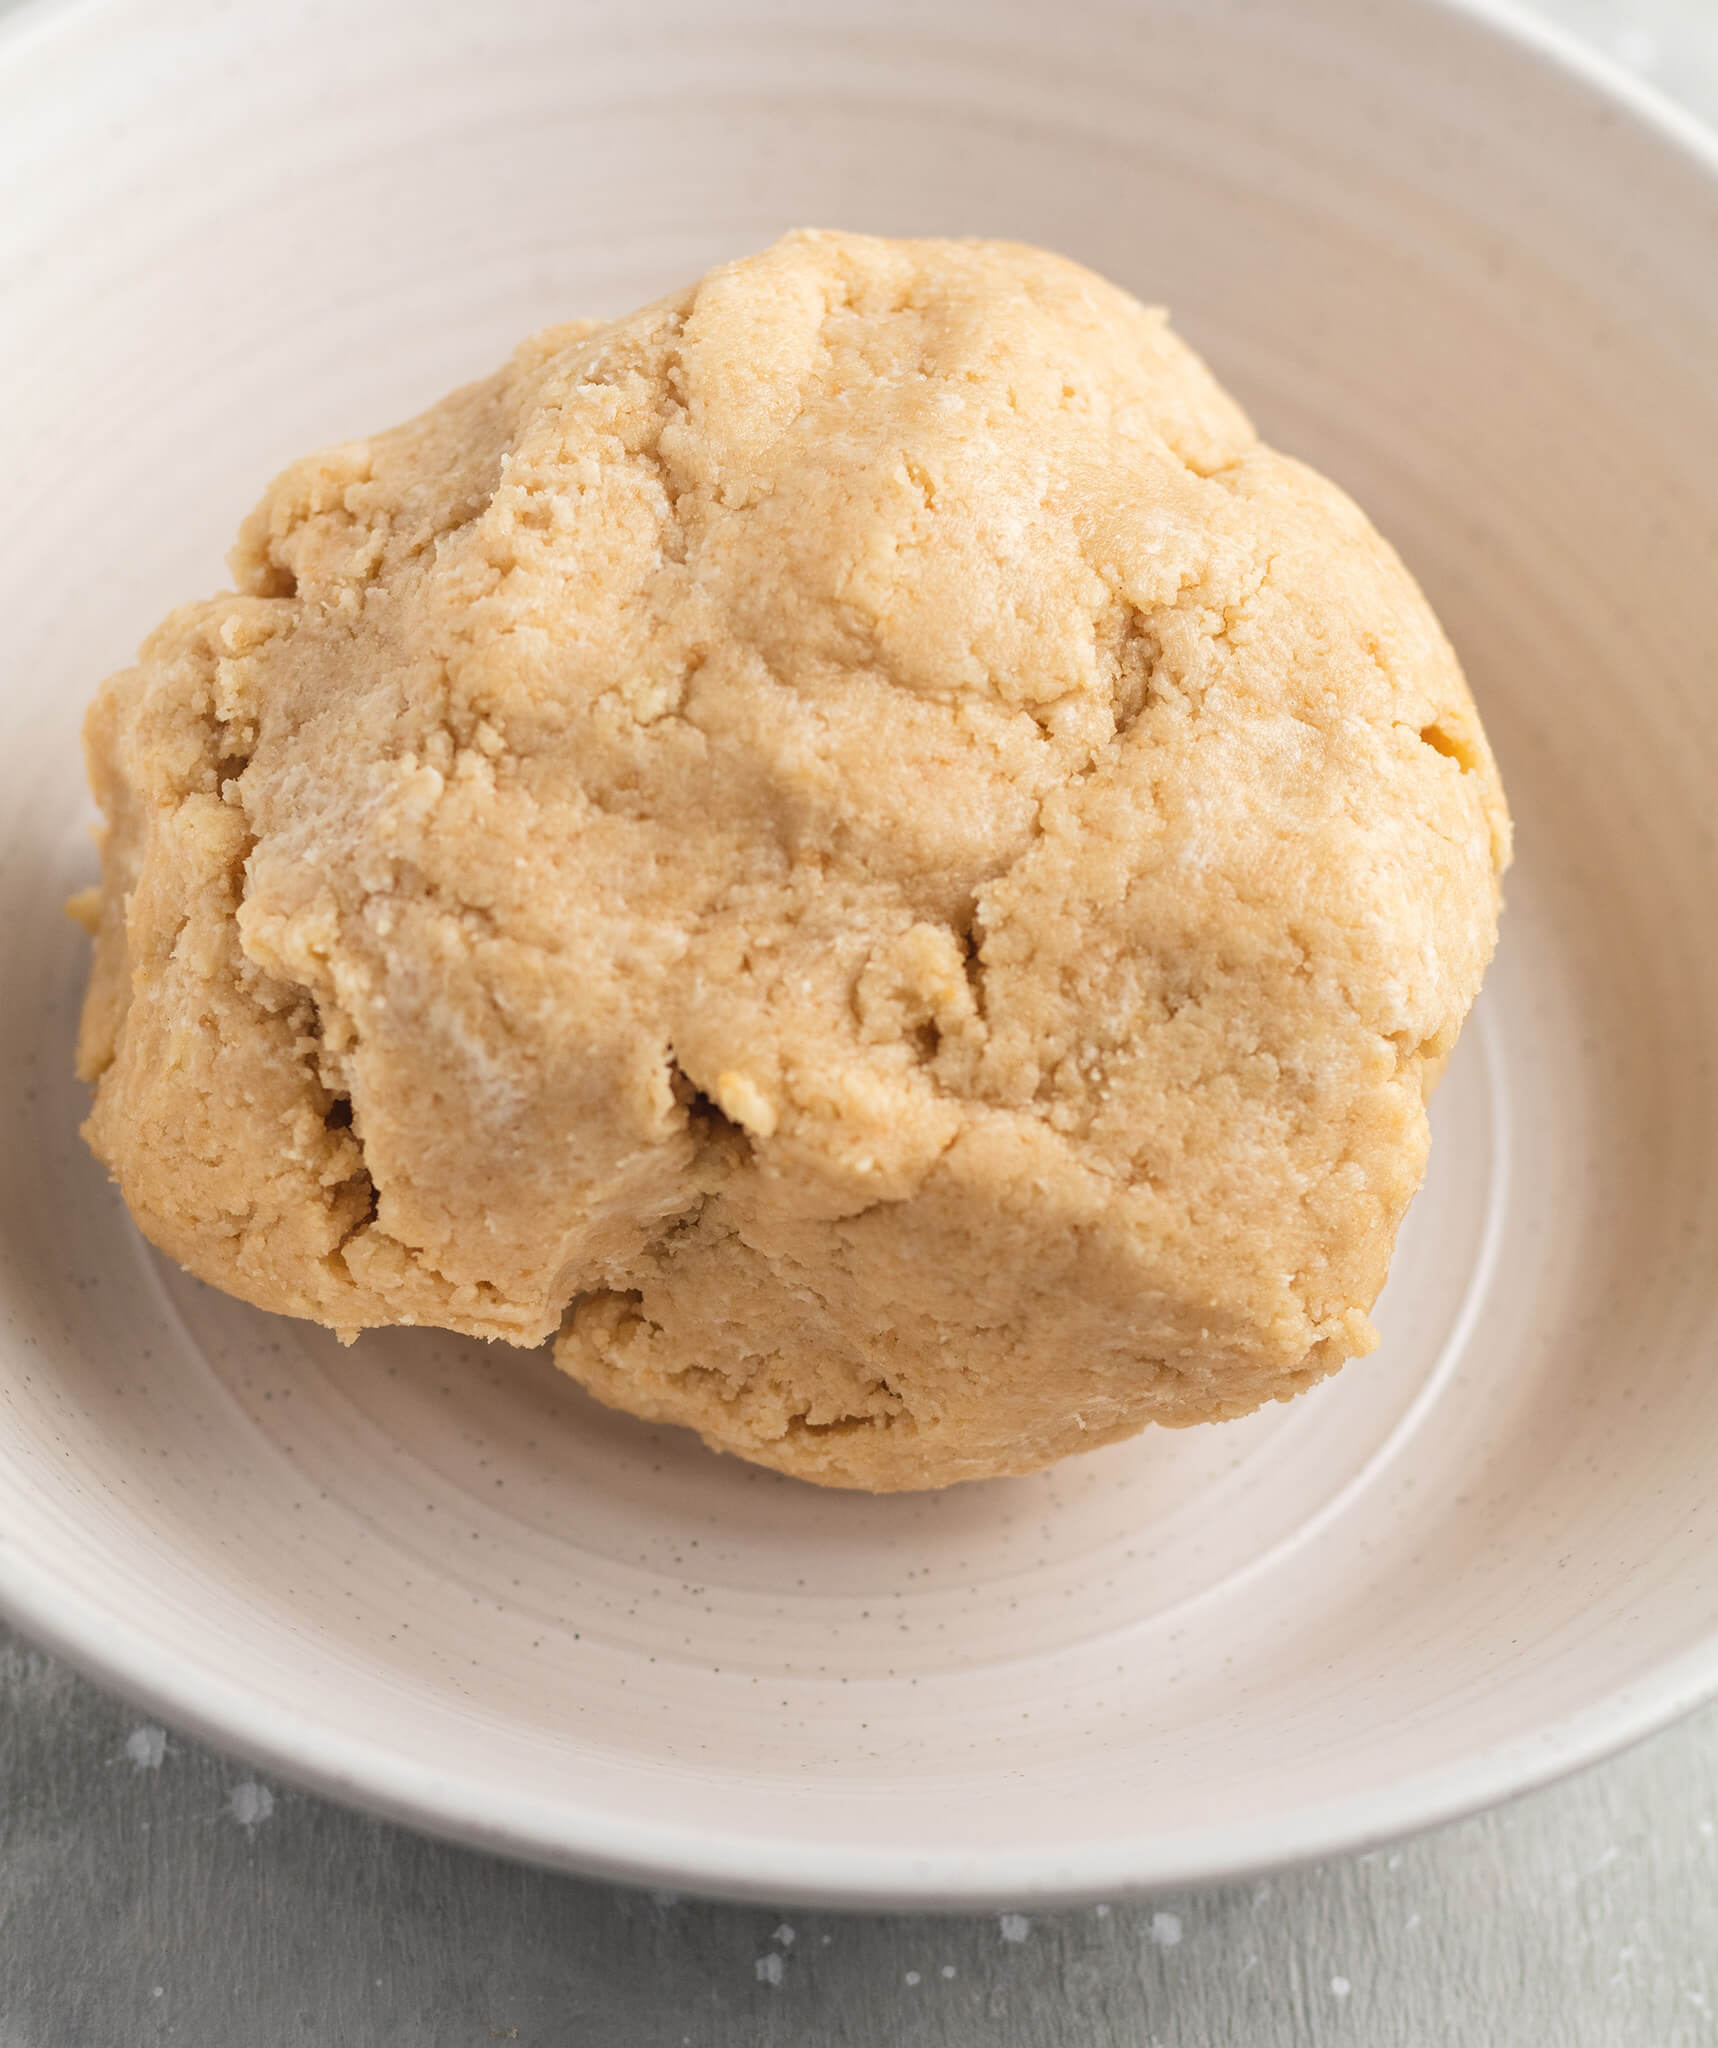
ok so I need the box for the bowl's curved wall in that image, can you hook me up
[2,0,1717,1903]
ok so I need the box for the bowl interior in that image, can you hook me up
[4,0,1718,1904]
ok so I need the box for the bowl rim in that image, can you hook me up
[4,0,1718,1908]
[7,1550,1718,1908]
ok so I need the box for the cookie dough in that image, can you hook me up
[77,230,1510,1490]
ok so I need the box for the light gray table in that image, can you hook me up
[6,2,1718,2042]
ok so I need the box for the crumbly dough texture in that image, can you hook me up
[78,230,1510,1490]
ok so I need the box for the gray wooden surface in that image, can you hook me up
[6,1,1718,2043]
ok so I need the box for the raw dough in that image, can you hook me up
[77,230,1510,1490]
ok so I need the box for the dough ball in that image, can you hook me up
[77,230,1510,1491]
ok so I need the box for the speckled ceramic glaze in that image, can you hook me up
[3,0,1718,1908]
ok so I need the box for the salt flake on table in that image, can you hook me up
[125,1725,167,1770]
[227,1781,274,1827]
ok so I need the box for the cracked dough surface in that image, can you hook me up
[77,230,1510,1491]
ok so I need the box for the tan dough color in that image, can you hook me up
[77,230,1511,1491]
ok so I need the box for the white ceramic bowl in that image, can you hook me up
[4,0,1718,1910]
